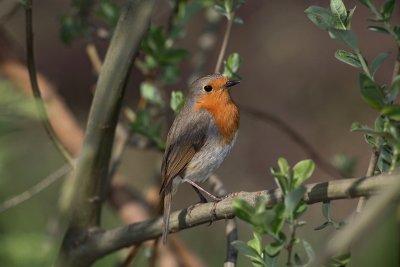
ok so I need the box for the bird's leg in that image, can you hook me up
[187,186,208,218]
[182,178,222,201]
[192,186,208,203]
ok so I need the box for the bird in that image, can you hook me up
[159,73,240,243]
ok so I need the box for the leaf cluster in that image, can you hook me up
[233,158,315,267]
[305,0,400,174]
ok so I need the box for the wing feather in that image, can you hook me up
[160,109,210,194]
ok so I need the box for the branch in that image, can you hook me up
[208,175,238,267]
[214,12,234,73]
[24,1,74,166]
[56,0,156,266]
[312,172,400,266]
[356,148,379,213]
[0,164,71,213]
[241,105,343,178]
[71,173,394,264]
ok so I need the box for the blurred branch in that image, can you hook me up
[56,0,156,266]
[0,0,19,25]
[74,173,394,263]
[86,43,102,74]
[214,12,234,73]
[0,164,71,213]
[312,172,400,267]
[24,1,74,166]
[208,175,238,267]
[241,105,343,178]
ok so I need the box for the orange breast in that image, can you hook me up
[194,89,239,144]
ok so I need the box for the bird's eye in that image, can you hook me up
[204,85,213,92]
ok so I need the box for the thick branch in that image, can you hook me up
[56,0,155,266]
[76,174,394,263]
[66,0,155,228]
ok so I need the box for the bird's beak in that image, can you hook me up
[225,79,241,88]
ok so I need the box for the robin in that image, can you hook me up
[160,73,240,243]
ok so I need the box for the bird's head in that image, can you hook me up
[189,74,240,101]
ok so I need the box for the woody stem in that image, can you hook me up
[214,12,235,73]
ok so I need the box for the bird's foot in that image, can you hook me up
[207,201,219,226]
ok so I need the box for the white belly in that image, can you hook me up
[183,131,237,183]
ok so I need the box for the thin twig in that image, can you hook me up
[0,164,71,213]
[208,175,238,267]
[24,2,74,166]
[356,148,379,213]
[241,105,343,178]
[71,173,396,267]
[286,220,297,266]
[214,12,234,73]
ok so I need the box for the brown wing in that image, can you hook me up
[160,109,210,194]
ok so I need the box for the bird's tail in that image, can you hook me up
[162,184,172,244]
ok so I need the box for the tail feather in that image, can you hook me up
[162,184,172,244]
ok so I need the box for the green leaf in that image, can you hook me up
[359,73,385,110]
[381,0,395,20]
[96,0,120,27]
[223,52,241,79]
[234,16,244,24]
[294,253,304,266]
[368,26,390,34]
[160,48,189,64]
[59,15,88,44]
[232,240,266,267]
[247,232,263,255]
[278,157,290,176]
[314,221,331,230]
[284,186,307,216]
[304,6,334,30]
[233,198,255,224]
[370,52,390,77]
[333,154,356,177]
[130,110,165,149]
[170,91,185,114]
[334,50,362,68]
[293,202,308,219]
[293,159,315,188]
[381,105,400,121]
[389,75,400,102]
[272,158,290,194]
[264,254,279,267]
[351,122,379,135]
[302,240,316,263]
[140,82,163,106]
[328,253,351,267]
[330,0,347,29]
[329,29,359,50]
[344,6,356,29]
[265,235,285,257]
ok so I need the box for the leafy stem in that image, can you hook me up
[286,219,297,266]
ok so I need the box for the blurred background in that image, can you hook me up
[0,0,398,266]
